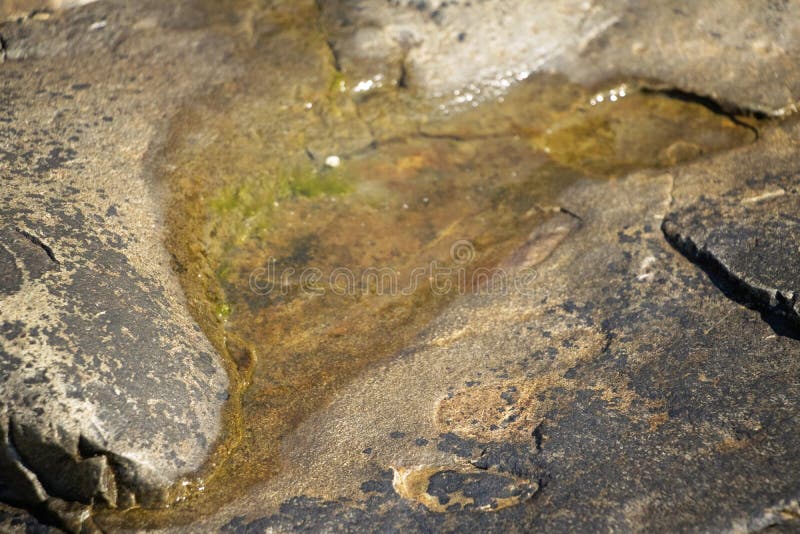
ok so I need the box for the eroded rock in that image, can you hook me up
[193,121,800,532]
[0,0,256,527]
[663,176,800,328]
[4,0,800,532]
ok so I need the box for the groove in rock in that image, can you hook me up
[662,219,800,340]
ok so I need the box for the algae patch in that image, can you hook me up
[209,162,351,248]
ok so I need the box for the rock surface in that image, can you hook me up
[1,1,97,22]
[0,502,51,533]
[663,175,800,330]
[322,0,800,115]
[0,0,249,529]
[3,0,800,532]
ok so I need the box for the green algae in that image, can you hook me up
[287,165,351,198]
[209,163,351,244]
[214,302,233,321]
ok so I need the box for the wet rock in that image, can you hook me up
[4,0,800,532]
[322,0,800,115]
[0,502,52,533]
[0,0,255,528]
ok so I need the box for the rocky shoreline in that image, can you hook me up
[1,1,800,532]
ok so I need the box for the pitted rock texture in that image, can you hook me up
[0,502,50,533]
[321,0,800,115]
[391,464,537,513]
[0,0,253,528]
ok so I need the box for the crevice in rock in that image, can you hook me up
[3,419,82,533]
[313,1,378,148]
[531,421,544,451]
[558,206,584,223]
[314,0,342,74]
[397,53,408,89]
[641,86,764,139]
[662,220,800,340]
[0,33,6,62]
[2,415,148,531]
[414,130,521,143]
[13,228,59,266]
[325,38,342,73]
[76,434,120,509]
[3,418,46,505]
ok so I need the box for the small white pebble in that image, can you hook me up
[304,102,313,110]
[325,155,341,168]
[402,203,409,209]
[89,20,107,31]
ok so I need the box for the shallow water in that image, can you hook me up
[103,1,756,527]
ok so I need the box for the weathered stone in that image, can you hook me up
[664,177,800,329]
[391,464,537,513]
[322,0,800,115]
[0,502,52,533]
[0,0,256,528]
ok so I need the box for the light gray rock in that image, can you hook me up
[0,0,254,528]
[322,0,800,115]
[1,1,98,21]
